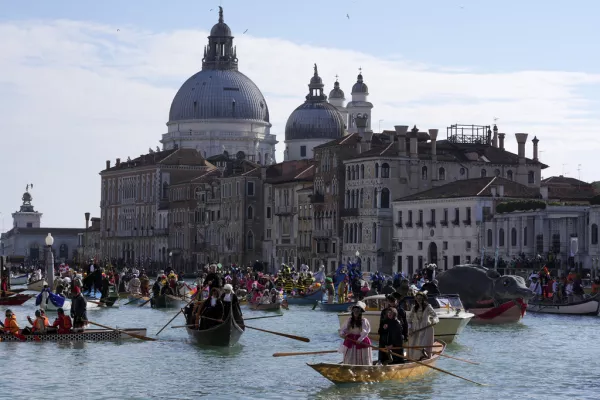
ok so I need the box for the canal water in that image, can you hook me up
[1,293,599,400]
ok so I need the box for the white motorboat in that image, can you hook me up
[337,294,474,343]
[10,273,29,285]
[527,295,600,316]
[39,298,99,312]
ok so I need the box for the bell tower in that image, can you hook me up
[12,185,42,228]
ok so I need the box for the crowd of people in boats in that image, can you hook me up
[528,267,600,303]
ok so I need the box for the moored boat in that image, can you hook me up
[286,290,323,305]
[317,301,356,312]
[186,312,244,347]
[0,294,34,306]
[337,294,473,343]
[27,279,47,292]
[249,302,281,311]
[527,295,600,316]
[10,273,29,285]
[469,299,527,324]
[308,341,446,384]
[151,294,185,309]
[0,328,147,343]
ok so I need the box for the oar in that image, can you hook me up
[409,323,436,337]
[432,352,480,365]
[123,296,142,306]
[138,298,151,307]
[312,301,319,310]
[172,313,282,329]
[155,297,196,335]
[200,316,310,343]
[347,338,486,386]
[273,346,407,357]
[85,320,156,341]
[245,315,283,321]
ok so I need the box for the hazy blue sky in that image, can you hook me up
[1,0,598,228]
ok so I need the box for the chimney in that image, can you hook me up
[355,114,371,151]
[394,125,408,156]
[498,185,504,197]
[409,125,419,158]
[498,133,506,150]
[490,186,497,197]
[116,158,121,167]
[492,125,498,148]
[428,129,439,161]
[532,136,539,161]
[540,185,548,200]
[105,160,111,170]
[515,133,528,163]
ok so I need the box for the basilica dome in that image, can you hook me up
[285,65,346,141]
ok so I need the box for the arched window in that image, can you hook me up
[247,206,254,220]
[347,166,351,180]
[359,223,363,243]
[375,163,379,178]
[487,229,493,247]
[421,166,428,180]
[481,169,487,178]
[499,228,505,247]
[495,169,501,177]
[592,224,599,245]
[361,164,365,179]
[507,170,513,181]
[511,228,517,246]
[246,231,254,250]
[345,190,350,208]
[438,167,446,181]
[381,163,390,178]
[359,188,364,207]
[344,224,348,243]
[528,171,535,184]
[380,188,390,209]
[373,188,378,208]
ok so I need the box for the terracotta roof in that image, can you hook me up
[542,175,596,201]
[395,176,540,202]
[314,133,360,149]
[102,148,207,172]
[171,168,222,186]
[265,160,315,184]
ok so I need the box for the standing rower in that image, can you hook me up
[71,286,88,332]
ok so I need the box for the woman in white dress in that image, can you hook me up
[408,291,439,361]
[338,301,372,365]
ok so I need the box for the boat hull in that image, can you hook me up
[527,296,600,316]
[0,294,34,306]
[186,313,244,347]
[249,302,281,311]
[151,294,185,309]
[308,341,445,384]
[337,310,473,343]
[0,328,147,343]
[318,301,356,312]
[27,280,47,292]
[285,291,323,305]
[469,299,526,324]
[10,274,29,285]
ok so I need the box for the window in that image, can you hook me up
[247,206,254,220]
[593,224,599,245]
[246,231,254,250]
[300,145,307,157]
[481,169,487,178]
[552,234,560,253]
[373,222,377,244]
[443,241,448,250]
[528,171,535,184]
[523,227,528,246]
[499,228,505,247]
[266,229,271,239]
[507,170,513,180]
[408,211,413,225]
[347,167,351,180]
[375,163,379,178]
[360,165,365,179]
[397,211,403,226]
[26,222,33,228]
[438,167,446,180]
[511,228,517,246]
[536,234,544,254]
[267,207,271,219]
[380,188,390,208]
[487,229,493,247]
[495,169,501,177]
[418,242,423,250]
[421,166,428,180]
[381,163,390,178]
[247,181,255,196]
[466,241,471,250]
[418,210,423,225]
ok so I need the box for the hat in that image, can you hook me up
[352,301,367,312]
[223,284,233,291]
[57,308,64,314]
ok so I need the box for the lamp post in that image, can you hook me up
[45,233,54,289]
[84,212,90,267]
[355,250,360,267]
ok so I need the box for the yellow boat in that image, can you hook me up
[308,341,446,384]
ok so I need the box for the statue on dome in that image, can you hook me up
[314,63,318,76]
[218,6,223,22]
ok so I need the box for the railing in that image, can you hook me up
[440,220,448,227]
[405,222,413,228]
[452,219,460,226]
[416,221,423,228]
[275,206,298,215]
[395,222,403,228]
[426,221,436,227]
[153,229,168,236]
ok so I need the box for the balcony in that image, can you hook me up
[462,219,472,226]
[395,222,403,228]
[340,208,359,218]
[275,205,297,215]
[153,229,169,236]
[313,229,333,238]
[207,196,220,204]
[310,193,325,204]
[415,221,423,228]
[452,219,460,226]
[440,220,448,227]
[193,243,207,252]
[405,222,413,228]
[426,221,436,228]
[297,246,312,252]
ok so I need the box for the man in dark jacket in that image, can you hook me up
[377,294,408,364]
[71,286,88,331]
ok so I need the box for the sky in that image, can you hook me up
[1,0,600,229]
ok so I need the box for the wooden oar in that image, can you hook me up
[123,295,142,306]
[409,323,436,337]
[347,338,486,386]
[85,320,156,341]
[200,316,310,343]
[245,315,283,321]
[138,298,151,307]
[432,352,480,365]
[171,314,282,329]
[273,346,406,357]
[155,297,195,335]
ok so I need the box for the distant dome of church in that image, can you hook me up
[285,65,345,141]
[352,73,368,94]
[329,80,345,100]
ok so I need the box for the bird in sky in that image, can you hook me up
[210,8,213,11]
[243,29,248,34]
[347,14,350,19]
[117,29,120,31]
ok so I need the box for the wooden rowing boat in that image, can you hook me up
[0,328,147,343]
[285,290,323,305]
[186,312,244,347]
[527,295,600,316]
[249,302,282,311]
[308,341,446,384]
[0,294,34,306]
[151,294,185,309]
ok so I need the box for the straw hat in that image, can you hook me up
[352,301,367,312]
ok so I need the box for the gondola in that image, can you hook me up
[527,294,600,316]
[249,302,281,311]
[317,301,356,312]
[308,341,446,384]
[186,312,244,347]
[0,294,34,306]
[151,294,185,309]
[285,290,323,305]
[0,328,147,343]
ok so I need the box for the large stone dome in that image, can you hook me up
[285,102,345,141]
[168,69,270,123]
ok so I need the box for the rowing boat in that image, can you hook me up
[249,302,281,311]
[27,279,46,292]
[0,328,147,343]
[527,295,600,316]
[151,294,185,309]
[285,290,323,305]
[317,301,356,312]
[0,294,34,306]
[186,312,244,347]
[308,341,446,384]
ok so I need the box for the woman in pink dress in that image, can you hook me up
[338,301,372,365]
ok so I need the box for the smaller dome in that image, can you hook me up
[329,81,345,100]
[211,22,232,37]
[310,74,323,86]
[352,73,369,94]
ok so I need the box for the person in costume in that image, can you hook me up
[197,288,224,330]
[70,286,88,332]
[407,291,438,361]
[338,301,372,365]
[337,277,348,303]
[51,308,72,334]
[325,277,335,303]
[2,309,20,334]
[221,284,243,325]
[378,294,408,364]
